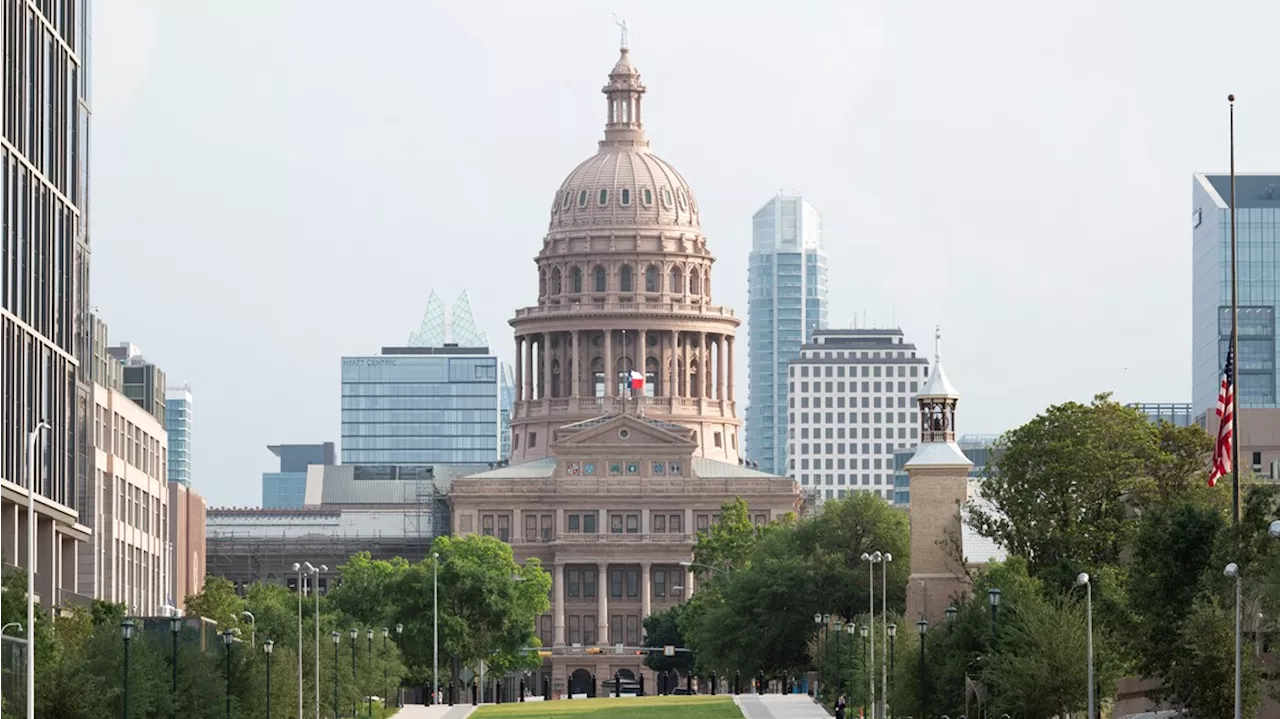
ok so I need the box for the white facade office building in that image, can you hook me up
[786,328,930,500]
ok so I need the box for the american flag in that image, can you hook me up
[1210,345,1235,487]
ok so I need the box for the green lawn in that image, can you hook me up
[470,694,743,718]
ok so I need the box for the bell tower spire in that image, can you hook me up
[601,19,648,151]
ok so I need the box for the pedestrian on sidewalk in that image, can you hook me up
[834,694,848,719]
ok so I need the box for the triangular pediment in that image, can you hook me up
[552,413,698,453]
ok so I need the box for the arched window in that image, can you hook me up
[550,268,562,295]
[539,269,547,297]
[645,265,660,293]
[703,268,710,297]
[620,265,633,293]
[571,267,583,294]
[669,266,683,294]
[689,271,701,295]
[593,266,607,293]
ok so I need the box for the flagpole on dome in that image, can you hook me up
[1229,94,1241,526]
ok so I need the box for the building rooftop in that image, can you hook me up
[1198,173,1280,210]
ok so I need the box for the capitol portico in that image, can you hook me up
[449,38,802,698]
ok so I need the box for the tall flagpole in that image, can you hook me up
[1229,93,1241,525]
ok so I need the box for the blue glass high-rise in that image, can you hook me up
[1192,174,1280,418]
[746,194,828,475]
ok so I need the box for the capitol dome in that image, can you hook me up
[547,48,700,232]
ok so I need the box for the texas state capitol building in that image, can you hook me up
[449,40,802,697]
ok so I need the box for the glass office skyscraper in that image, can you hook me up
[1192,174,1280,417]
[262,442,335,508]
[165,385,193,486]
[746,194,828,475]
[341,346,502,465]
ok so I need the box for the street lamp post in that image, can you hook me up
[987,588,1002,647]
[121,619,136,719]
[293,562,306,719]
[381,627,389,710]
[813,613,823,698]
[1226,562,1242,719]
[314,564,326,719]
[887,622,896,715]
[222,629,236,719]
[264,640,275,719]
[859,625,869,719]
[366,629,374,717]
[944,606,957,634]
[834,618,845,697]
[916,620,928,719]
[170,615,182,718]
[881,554,892,719]
[1076,573,1095,719]
[350,627,359,718]
[433,552,440,710]
[24,420,50,719]
[861,551,882,718]
[241,611,257,649]
[395,624,404,707]
[844,623,856,699]
[331,632,341,719]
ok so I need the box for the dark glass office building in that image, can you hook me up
[341,347,501,465]
[0,1,93,607]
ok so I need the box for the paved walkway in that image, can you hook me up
[735,694,832,719]
[394,704,477,719]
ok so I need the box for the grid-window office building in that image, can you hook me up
[746,194,828,475]
[0,1,93,610]
[341,346,502,465]
[1192,174,1280,418]
[787,328,929,501]
[892,434,998,508]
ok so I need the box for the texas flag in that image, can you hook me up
[628,370,645,391]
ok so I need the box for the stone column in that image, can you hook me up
[682,333,692,399]
[667,330,677,397]
[637,329,648,390]
[604,330,616,398]
[726,335,735,402]
[553,563,566,646]
[640,562,652,635]
[597,562,610,645]
[702,333,712,398]
[542,332,554,399]
[524,335,535,396]
[571,331,581,398]
[514,336,524,402]
[716,334,726,400]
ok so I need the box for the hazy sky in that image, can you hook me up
[90,1,1280,508]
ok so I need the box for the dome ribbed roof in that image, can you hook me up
[546,47,700,234]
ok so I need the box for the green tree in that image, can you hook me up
[985,593,1092,718]
[185,576,245,630]
[326,553,411,628]
[642,605,694,674]
[1164,595,1260,718]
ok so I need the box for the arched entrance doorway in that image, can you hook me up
[569,668,594,697]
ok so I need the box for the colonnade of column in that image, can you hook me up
[550,561,666,647]
[513,329,735,403]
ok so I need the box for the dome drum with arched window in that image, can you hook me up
[508,45,741,465]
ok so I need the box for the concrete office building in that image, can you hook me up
[90,384,170,614]
[168,482,206,609]
[450,41,802,699]
[1129,402,1195,428]
[0,1,93,611]
[746,194,828,475]
[341,346,502,466]
[787,328,930,501]
[262,442,335,508]
[165,385,193,486]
